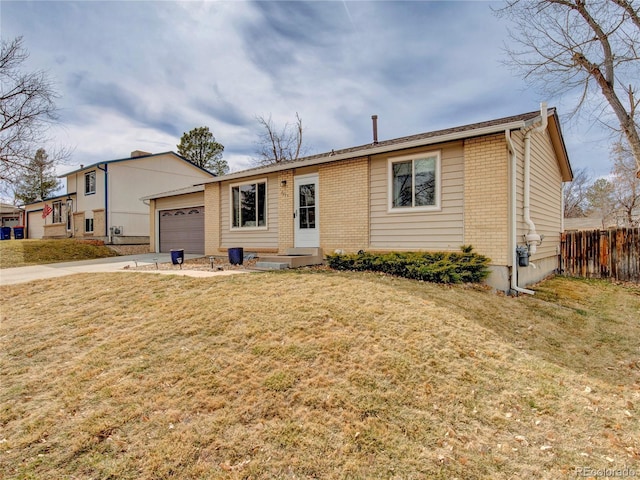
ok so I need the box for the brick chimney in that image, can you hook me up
[130,150,152,158]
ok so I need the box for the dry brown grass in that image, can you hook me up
[0,271,638,479]
[0,239,117,268]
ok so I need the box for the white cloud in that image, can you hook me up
[1,0,609,188]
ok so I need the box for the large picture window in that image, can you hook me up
[231,180,267,229]
[389,152,440,211]
[85,171,96,195]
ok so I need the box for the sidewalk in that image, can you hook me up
[0,253,250,286]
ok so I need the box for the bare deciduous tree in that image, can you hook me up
[1,36,59,182]
[563,167,593,217]
[497,0,640,178]
[610,140,640,225]
[253,112,305,166]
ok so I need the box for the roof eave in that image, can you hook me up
[201,119,529,185]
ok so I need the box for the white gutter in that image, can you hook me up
[505,129,535,296]
[522,102,547,255]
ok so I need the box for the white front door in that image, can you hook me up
[294,174,319,247]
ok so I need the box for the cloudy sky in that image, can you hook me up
[2,0,613,187]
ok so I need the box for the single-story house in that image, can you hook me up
[1,203,24,229]
[147,105,573,292]
[23,150,215,243]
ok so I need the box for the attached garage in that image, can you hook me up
[27,211,45,239]
[159,206,205,254]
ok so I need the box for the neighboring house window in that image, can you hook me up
[231,179,267,229]
[85,218,94,233]
[52,201,62,223]
[389,152,441,211]
[85,171,96,195]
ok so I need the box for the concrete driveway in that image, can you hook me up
[0,253,248,286]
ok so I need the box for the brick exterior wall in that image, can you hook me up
[204,183,221,254]
[93,209,105,238]
[73,212,85,236]
[278,170,294,253]
[463,134,509,265]
[43,223,67,238]
[318,157,369,253]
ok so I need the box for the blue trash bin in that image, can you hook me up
[228,247,243,265]
[0,227,11,240]
[170,249,184,265]
[13,226,24,239]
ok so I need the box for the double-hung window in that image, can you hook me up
[85,171,96,195]
[52,201,63,223]
[231,179,267,229]
[389,152,440,211]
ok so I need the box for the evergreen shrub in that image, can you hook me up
[325,246,490,284]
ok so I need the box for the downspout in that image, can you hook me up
[522,102,547,255]
[97,163,109,242]
[505,129,535,295]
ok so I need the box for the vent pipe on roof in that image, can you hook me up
[371,115,378,145]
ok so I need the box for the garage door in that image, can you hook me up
[159,206,204,254]
[27,211,45,239]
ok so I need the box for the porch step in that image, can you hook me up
[258,247,323,269]
[254,262,290,271]
[285,247,322,257]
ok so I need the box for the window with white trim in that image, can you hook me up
[52,201,63,223]
[85,218,94,233]
[85,171,96,195]
[231,179,267,229]
[389,152,440,211]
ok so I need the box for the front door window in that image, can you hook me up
[298,184,316,229]
[294,174,319,247]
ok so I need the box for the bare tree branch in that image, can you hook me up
[0,36,60,184]
[253,113,306,166]
[497,0,640,177]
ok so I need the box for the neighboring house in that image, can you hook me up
[1,203,24,229]
[564,207,640,231]
[147,105,573,292]
[22,151,215,244]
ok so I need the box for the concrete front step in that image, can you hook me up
[254,262,290,271]
[257,247,324,269]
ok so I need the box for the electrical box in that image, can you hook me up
[516,246,529,267]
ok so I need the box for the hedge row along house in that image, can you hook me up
[21,151,215,244]
[146,104,573,293]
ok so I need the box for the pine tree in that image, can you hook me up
[14,148,61,203]
[177,126,227,175]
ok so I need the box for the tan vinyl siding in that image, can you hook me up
[220,173,279,250]
[527,128,563,261]
[155,192,204,211]
[370,142,464,250]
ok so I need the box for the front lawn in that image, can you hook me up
[0,272,638,478]
[0,239,117,268]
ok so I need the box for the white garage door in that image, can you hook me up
[159,206,205,254]
[27,211,45,239]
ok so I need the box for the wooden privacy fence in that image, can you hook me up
[561,228,640,282]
